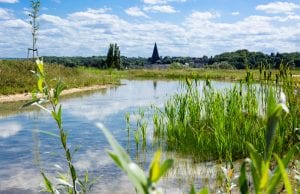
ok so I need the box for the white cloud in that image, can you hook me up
[143,0,186,4]
[231,11,240,16]
[0,8,11,19]
[125,6,148,17]
[144,5,177,13]
[1,6,300,57]
[0,0,18,3]
[186,11,220,21]
[256,1,300,14]
[144,0,167,4]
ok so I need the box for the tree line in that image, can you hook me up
[42,49,300,69]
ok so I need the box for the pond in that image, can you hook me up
[0,80,234,194]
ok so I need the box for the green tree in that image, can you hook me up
[106,43,114,68]
[113,43,121,69]
[106,43,121,69]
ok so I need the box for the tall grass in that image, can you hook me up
[152,67,299,162]
[0,60,119,95]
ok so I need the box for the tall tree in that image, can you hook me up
[106,43,114,68]
[27,0,40,61]
[113,43,121,69]
[106,43,121,69]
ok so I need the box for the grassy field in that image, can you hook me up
[1,60,300,95]
[118,68,300,81]
[0,60,119,95]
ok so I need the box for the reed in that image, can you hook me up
[152,67,299,162]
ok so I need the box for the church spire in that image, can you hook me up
[151,42,160,64]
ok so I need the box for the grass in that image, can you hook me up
[117,68,300,82]
[1,59,300,95]
[151,68,299,162]
[0,60,119,95]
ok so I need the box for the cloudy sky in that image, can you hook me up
[0,0,300,57]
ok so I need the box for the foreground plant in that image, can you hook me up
[96,122,173,194]
[238,92,299,194]
[23,59,92,193]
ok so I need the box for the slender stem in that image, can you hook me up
[44,80,77,194]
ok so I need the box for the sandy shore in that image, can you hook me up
[0,84,112,103]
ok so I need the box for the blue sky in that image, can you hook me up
[0,0,300,57]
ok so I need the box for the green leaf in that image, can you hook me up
[246,142,262,175]
[66,149,71,162]
[267,146,296,193]
[274,154,293,194]
[189,185,196,194]
[157,159,173,181]
[36,59,44,75]
[21,99,40,108]
[37,130,59,138]
[56,178,73,188]
[84,170,89,184]
[107,151,123,170]
[259,161,270,191]
[96,123,131,164]
[239,162,249,194]
[38,78,44,92]
[41,172,54,194]
[265,104,286,160]
[198,188,209,194]
[57,172,68,181]
[57,105,62,128]
[97,123,147,193]
[246,143,261,192]
[70,163,77,184]
[149,150,161,182]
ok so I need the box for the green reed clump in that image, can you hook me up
[153,68,298,162]
[128,109,149,150]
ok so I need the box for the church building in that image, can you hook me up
[151,42,161,64]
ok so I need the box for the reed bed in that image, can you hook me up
[152,67,299,162]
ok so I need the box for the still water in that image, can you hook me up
[0,80,233,194]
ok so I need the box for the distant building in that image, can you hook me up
[151,42,160,64]
[145,42,169,68]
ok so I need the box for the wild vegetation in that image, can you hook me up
[150,65,299,162]
[1,59,300,96]
[25,60,299,193]
[0,60,119,95]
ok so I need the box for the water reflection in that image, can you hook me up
[153,80,157,91]
[0,80,235,193]
[0,122,22,138]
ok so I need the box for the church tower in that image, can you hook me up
[151,42,160,64]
